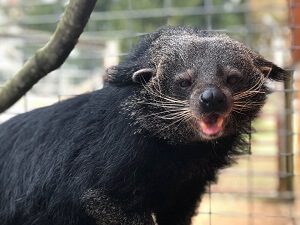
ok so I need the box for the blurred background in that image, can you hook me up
[0,0,298,224]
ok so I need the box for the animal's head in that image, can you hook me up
[107,27,288,144]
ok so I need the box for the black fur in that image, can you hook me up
[0,26,287,225]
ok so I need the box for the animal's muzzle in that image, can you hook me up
[199,87,228,113]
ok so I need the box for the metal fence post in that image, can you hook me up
[278,70,294,200]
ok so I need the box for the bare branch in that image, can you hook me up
[0,0,97,113]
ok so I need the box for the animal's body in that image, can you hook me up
[0,27,286,225]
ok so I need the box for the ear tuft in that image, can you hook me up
[268,64,290,82]
[254,56,289,82]
[132,68,155,83]
[258,64,289,82]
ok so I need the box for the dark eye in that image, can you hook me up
[227,71,242,85]
[179,79,192,88]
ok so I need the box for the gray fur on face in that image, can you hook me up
[120,27,277,144]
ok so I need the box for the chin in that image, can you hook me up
[199,131,224,141]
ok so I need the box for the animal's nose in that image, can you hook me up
[199,87,227,113]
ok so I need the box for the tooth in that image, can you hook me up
[200,121,208,129]
[216,117,224,128]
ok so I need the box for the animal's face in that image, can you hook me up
[113,27,287,144]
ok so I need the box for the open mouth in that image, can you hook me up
[197,113,225,138]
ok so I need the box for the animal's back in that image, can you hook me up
[0,87,120,224]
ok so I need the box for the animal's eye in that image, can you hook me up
[175,70,194,89]
[179,79,192,88]
[227,71,242,85]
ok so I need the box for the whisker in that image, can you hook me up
[234,102,264,107]
[234,104,264,108]
[233,90,265,100]
[232,101,264,112]
[140,102,188,109]
[150,99,188,106]
[174,114,194,131]
[233,74,266,101]
[157,113,192,121]
[234,90,265,96]
[138,80,196,129]
[141,109,191,119]
[157,113,192,133]
[142,81,188,105]
[231,108,246,115]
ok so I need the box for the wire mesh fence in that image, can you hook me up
[0,0,297,224]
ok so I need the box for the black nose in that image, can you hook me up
[199,87,227,113]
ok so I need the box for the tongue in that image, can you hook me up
[198,115,224,135]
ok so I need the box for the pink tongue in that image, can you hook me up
[198,116,224,135]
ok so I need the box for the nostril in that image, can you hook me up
[200,89,213,104]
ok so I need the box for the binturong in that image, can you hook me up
[0,26,287,225]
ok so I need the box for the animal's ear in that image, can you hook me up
[132,68,156,83]
[254,56,288,82]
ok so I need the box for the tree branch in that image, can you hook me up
[0,0,97,113]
